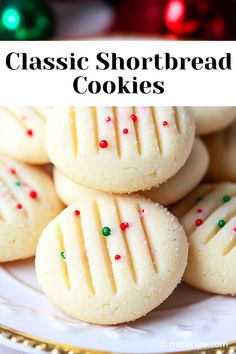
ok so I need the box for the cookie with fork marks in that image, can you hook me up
[0,154,63,262]
[46,106,195,193]
[172,182,236,295]
[36,194,188,325]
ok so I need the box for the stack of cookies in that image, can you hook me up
[0,106,235,326]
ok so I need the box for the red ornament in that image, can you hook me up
[120,222,129,231]
[164,0,225,39]
[123,128,129,134]
[74,210,80,216]
[197,209,203,213]
[195,218,203,227]
[29,190,37,199]
[113,0,167,34]
[162,120,169,127]
[16,203,23,210]
[114,254,121,260]
[99,140,109,149]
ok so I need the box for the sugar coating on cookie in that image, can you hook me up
[172,183,236,295]
[141,138,209,205]
[203,121,236,182]
[0,154,63,262]
[36,194,188,325]
[190,107,236,135]
[0,107,51,164]
[46,107,195,193]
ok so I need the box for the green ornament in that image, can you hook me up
[0,0,55,40]
[218,219,225,228]
[223,195,231,203]
[102,227,111,237]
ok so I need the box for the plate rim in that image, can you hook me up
[0,323,235,354]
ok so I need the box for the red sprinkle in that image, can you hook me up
[26,129,33,137]
[233,227,236,232]
[29,190,37,199]
[123,128,129,134]
[16,203,23,210]
[105,116,112,122]
[99,140,108,149]
[197,209,203,214]
[162,121,169,127]
[120,222,129,231]
[114,255,121,260]
[9,168,16,175]
[195,219,203,227]
[130,114,138,122]
[74,210,80,216]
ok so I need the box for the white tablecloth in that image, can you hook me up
[0,344,19,353]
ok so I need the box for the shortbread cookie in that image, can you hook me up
[203,121,236,182]
[141,138,209,205]
[0,107,51,164]
[46,107,195,193]
[36,194,188,325]
[190,107,236,135]
[53,168,105,205]
[172,183,236,295]
[0,154,63,262]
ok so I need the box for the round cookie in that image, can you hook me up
[46,106,195,193]
[0,107,51,164]
[141,137,209,205]
[203,121,236,182]
[36,194,188,325]
[172,182,236,295]
[0,154,63,262]
[190,107,236,135]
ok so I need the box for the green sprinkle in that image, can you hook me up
[102,227,111,237]
[197,196,204,202]
[14,181,21,187]
[223,195,231,203]
[218,219,225,228]
[60,251,66,259]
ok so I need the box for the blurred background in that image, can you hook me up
[0,0,236,40]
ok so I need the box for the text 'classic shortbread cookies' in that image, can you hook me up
[0,154,63,262]
[46,107,195,193]
[172,183,236,295]
[190,107,236,135]
[203,120,236,182]
[0,107,50,164]
[36,194,188,325]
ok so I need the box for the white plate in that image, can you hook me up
[0,258,235,354]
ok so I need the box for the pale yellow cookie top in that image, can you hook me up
[0,107,50,164]
[36,194,188,324]
[46,106,195,193]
